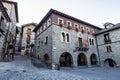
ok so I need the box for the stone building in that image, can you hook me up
[21,23,36,55]
[33,9,102,68]
[15,26,22,53]
[0,0,19,60]
[96,23,120,67]
[0,1,11,60]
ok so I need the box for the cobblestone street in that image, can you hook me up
[0,55,120,80]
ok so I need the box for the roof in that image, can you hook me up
[0,1,11,22]
[22,22,37,28]
[96,23,120,35]
[2,0,19,22]
[33,9,102,32]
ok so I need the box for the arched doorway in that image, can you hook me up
[44,54,49,65]
[90,54,97,65]
[78,53,87,66]
[59,52,73,67]
[104,58,116,67]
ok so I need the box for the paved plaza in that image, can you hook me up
[0,55,120,80]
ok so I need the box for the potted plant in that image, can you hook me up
[68,26,72,30]
[59,23,63,27]
[81,29,84,33]
[75,27,79,32]
[92,31,95,36]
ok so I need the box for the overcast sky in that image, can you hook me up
[12,0,120,28]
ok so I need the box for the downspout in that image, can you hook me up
[95,35,101,66]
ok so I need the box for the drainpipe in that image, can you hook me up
[95,35,101,66]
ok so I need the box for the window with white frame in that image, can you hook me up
[86,27,90,34]
[47,18,51,27]
[74,23,79,30]
[61,32,65,42]
[44,23,47,30]
[66,33,69,42]
[58,18,64,26]
[66,21,72,28]
[81,25,84,33]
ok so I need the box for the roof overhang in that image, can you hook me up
[2,0,19,23]
[0,1,11,22]
[33,9,102,32]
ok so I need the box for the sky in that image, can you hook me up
[12,0,120,28]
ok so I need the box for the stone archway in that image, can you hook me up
[77,53,87,66]
[59,52,73,67]
[90,54,97,65]
[44,54,49,65]
[104,58,116,67]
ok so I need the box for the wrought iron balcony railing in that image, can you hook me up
[76,44,89,51]
[104,38,111,44]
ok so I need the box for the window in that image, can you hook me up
[106,46,112,52]
[78,37,82,46]
[81,26,84,33]
[89,39,92,45]
[39,41,40,48]
[0,16,4,26]
[62,32,65,42]
[58,18,64,26]
[74,23,79,31]
[92,29,95,36]
[66,33,69,42]
[45,36,48,44]
[86,27,90,34]
[26,28,31,35]
[47,18,51,27]
[37,29,39,35]
[92,39,94,45]
[44,23,47,30]
[66,21,72,29]
[89,38,94,45]
[104,33,111,43]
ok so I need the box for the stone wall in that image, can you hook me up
[96,28,120,67]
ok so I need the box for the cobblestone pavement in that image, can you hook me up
[0,55,120,80]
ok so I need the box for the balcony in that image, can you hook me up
[104,38,111,44]
[76,44,89,51]
[0,20,6,33]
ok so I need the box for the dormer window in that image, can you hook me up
[58,18,64,27]
[67,21,72,30]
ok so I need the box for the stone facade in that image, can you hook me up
[0,1,18,61]
[96,23,120,67]
[21,23,36,55]
[0,1,11,60]
[33,9,102,68]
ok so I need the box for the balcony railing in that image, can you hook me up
[76,44,89,51]
[104,38,111,43]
